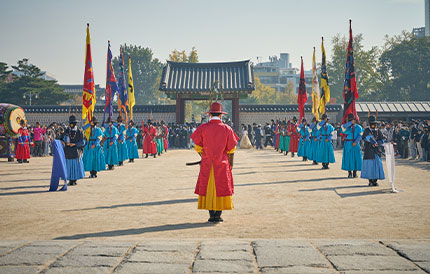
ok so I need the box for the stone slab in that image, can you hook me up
[0,265,40,274]
[67,246,129,257]
[136,241,197,253]
[0,252,56,266]
[415,261,430,273]
[192,259,255,273]
[127,250,194,263]
[383,241,430,262]
[197,250,253,261]
[326,255,420,271]
[19,245,70,254]
[114,262,190,274]
[52,255,120,267]
[253,240,329,268]
[44,266,111,274]
[315,241,395,256]
[260,266,335,274]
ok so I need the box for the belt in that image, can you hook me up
[345,139,354,141]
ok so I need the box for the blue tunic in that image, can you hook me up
[316,121,336,163]
[103,125,119,165]
[341,122,363,171]
[83,127,106,172]
[126,127,140,159]
[297,124,310,157]
[308,123,319,161]
[117,124,129,162]
[62,128,85,180]
[361,129,386,180]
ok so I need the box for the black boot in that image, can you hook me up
[291,152,295,157]
[304,157,307,161]
[23,159,29,163]
[348,171,352,178]
[312,160,318,165]
[145,154,148,158]
[208,210,215,222]
[108,165,114,170]
[17,159,23,163]
[214,211,223,223]
[153,154,156,158]
[119,161,123,166]
[373,179,379,186]
[353,170,357,178]
[129,159,132,163]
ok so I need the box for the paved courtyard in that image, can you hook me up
[0,148,429,273]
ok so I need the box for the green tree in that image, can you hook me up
[378,31,430,101]
[0,62,12,81]
[0,59,70,105]
[113,44,164,105]
[279,81,297,104]
[327,33,381,102]
[11,58,44,78]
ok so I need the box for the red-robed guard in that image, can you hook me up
[190,102,239,223]
[274,121,280,151]
[142,120,157,158]
[161,120,169,152]
[16,120,33,163]
[288,116,299,157]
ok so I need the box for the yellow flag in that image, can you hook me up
[312,47,320,120]
[319,37,330,114]
[128,56,135,120]
[82,24,96,138]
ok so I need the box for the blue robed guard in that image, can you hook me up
[316,114,335,169]
[341,113,363,178]
[126,120,139,162]
[62,115,85,185]
[361,115,386,186]
[83,117,106,178]
[116,116,129,166]
[103,118,119,170]
[308,117,319,165]
[297,118,310,161]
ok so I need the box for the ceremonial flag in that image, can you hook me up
[319,37,330,114]
[103,41,119,125]
[311,47,320,120]
[117,48,128,122]
[82,24,96,138]
[297,56,307,121]
[342,20,360,124]
[128,56,136,120]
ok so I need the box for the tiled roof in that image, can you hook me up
[239,104,342,112]
[355,102,430,113]
[22,105,175,114]
[159,60,255,93]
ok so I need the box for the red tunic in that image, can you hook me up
[191,119,239,197]
[162,125,169,149]
[142,125,157,154]
[288,123,299,152]
[16,127,31,160]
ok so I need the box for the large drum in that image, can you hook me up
[0,103,26,137]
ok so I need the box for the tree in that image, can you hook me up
[280,81,298,104]
[11,58,44,78]
[378,32,430,101]
[0,62,12,81]
[327,34,381,102]
[168,47,199,63]
[112,44,164,105]
[0,59,70,105]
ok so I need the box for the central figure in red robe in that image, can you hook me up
[142,120,157,158]
[288,116,299,156]
[191,102,239,223]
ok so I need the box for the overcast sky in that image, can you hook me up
[0,0,425,86]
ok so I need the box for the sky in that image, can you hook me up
[0,0,425,87]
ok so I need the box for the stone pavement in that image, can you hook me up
[0,239,428,274]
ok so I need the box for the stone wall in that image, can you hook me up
[239,111,342,126]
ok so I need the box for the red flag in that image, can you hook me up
[297,56,307,121]
[342,20,360,124]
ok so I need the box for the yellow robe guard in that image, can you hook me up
[195,144,234,211]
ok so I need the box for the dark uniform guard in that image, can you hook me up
[62,115,85,186]
[361,115,385,186]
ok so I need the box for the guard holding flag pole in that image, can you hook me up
[190,102,239,223]
[83,117,106,178]
[316,114,335,169]
[361,115,385,186]
[341,113,363,178]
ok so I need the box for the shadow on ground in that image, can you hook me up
[64,198,198,212]
[54,222,212,240]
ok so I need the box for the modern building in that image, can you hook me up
[412,27,426,38]
[254,53,313,95]
[426,0,430,36]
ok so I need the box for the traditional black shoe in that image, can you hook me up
[348,172,352,178]
[119,161,123,166]
[68,181,73,186]
[17,159,23,163]
[129,159,132,163]
[145,154,148,158]
[353,171,357,178]
[291,153,295,157]
[23,159,29,163]
[153,154,156,158]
